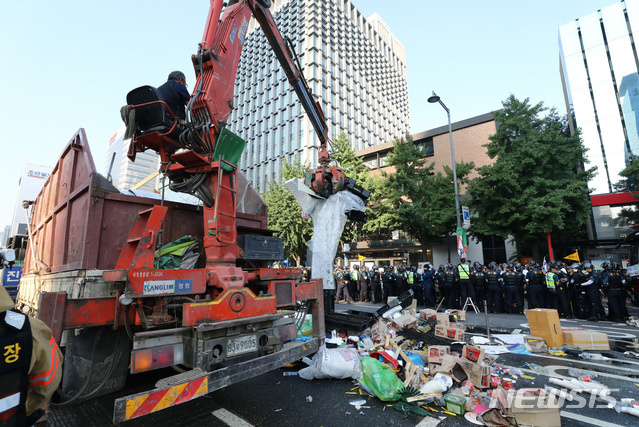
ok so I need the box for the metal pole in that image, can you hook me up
[443,104,461,229]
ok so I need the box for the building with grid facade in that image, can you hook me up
[228,0,410,193]
[105,124,159,193]
[559,0,639,245]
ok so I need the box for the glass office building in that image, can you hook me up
[228,0,410,193]
[560,0,639,241]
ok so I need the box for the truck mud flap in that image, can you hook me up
[113,338,319,423]
[58,326,131,403]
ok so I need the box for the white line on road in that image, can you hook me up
[526,352,639,372]
[212,409,254,427]
[561,410,627,427]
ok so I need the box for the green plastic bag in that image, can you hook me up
[358,357,404,402]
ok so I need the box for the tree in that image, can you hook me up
[262,159,313,265]
[466,95,595,259]
[381,134,474,249]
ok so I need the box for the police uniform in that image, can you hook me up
[369,268,382,304]
[472,267,487,308]
[442,267,456,309]
[503,270,519,314]
[382,269,396,302]
[0,286,62,426]
[485,267,502,313]
[335,269,353,303]
[603,269,626,322]
[526,267,546,309]
[457,261,475,304]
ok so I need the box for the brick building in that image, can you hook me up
[347,112,518,269]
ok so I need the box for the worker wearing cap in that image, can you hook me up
[0,285,63,426]
[157,71,190,121]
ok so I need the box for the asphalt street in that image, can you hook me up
[47,302,639,427]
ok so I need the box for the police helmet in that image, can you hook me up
[372,265,378,270]
[446,263,453,269]
[411,265,417,272]
[488,261,497,269]
[438,264,445,271]
[353,264,359,270]
[601,261,611,270]
[583,261,593,270]
[506,262,514,270]
[611,262,621,270]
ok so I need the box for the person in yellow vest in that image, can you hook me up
[457,257,475,307]
[1,281,63,425]
[544,261,561,311]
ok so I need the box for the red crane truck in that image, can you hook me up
[15,0,366,423]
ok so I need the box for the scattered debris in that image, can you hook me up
[291,304,625,426]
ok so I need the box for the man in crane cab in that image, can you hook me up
[0,249,63,426]
[157,71,190,121]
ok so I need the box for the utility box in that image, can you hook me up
[237,235,283,260]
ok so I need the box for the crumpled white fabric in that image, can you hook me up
[285,179,365,290]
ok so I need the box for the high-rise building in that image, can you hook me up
[559,0,639,242]
[228,0,410,193]
[105,124,159,192]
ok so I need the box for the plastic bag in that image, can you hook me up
[298,346,362,380]
[358,357,404,402]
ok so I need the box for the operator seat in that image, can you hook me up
[122,85,184,160]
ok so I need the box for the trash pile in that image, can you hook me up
[292,306,638,426]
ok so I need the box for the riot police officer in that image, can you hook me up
[442,263,457,309]
[603,262,626,322]
[582,261,605,320]
[434,265,446,304]
[503,263,519,314]
[382,267,396,302]
[472,262,487,309]
[335,266,354,304]
[370,265,382,303]
[526,261,546,309]
[485,262,502,313]
[422,264,436,307]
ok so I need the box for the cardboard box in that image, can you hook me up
[435,324,465,341]
[462,345,485,363]
[453,322,467,331]
[447,309,466,322]
[562,328,610,351]
[508,389,561,427]
[419,308,437,321]
[448,356,491,389]
[525,309,564,348]
[392,313,418,330]
[428,345,450,364]
[436,313,450,326]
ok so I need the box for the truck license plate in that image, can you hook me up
[227,335,257,357]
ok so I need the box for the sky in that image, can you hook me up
[0,0,615,230]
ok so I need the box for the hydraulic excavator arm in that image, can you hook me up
[125,0,368,266]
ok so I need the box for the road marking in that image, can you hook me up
[561,410,627,427]
[212,409,254,427]
[526,353,639,373]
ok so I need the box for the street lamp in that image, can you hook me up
[428,92,461,228]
